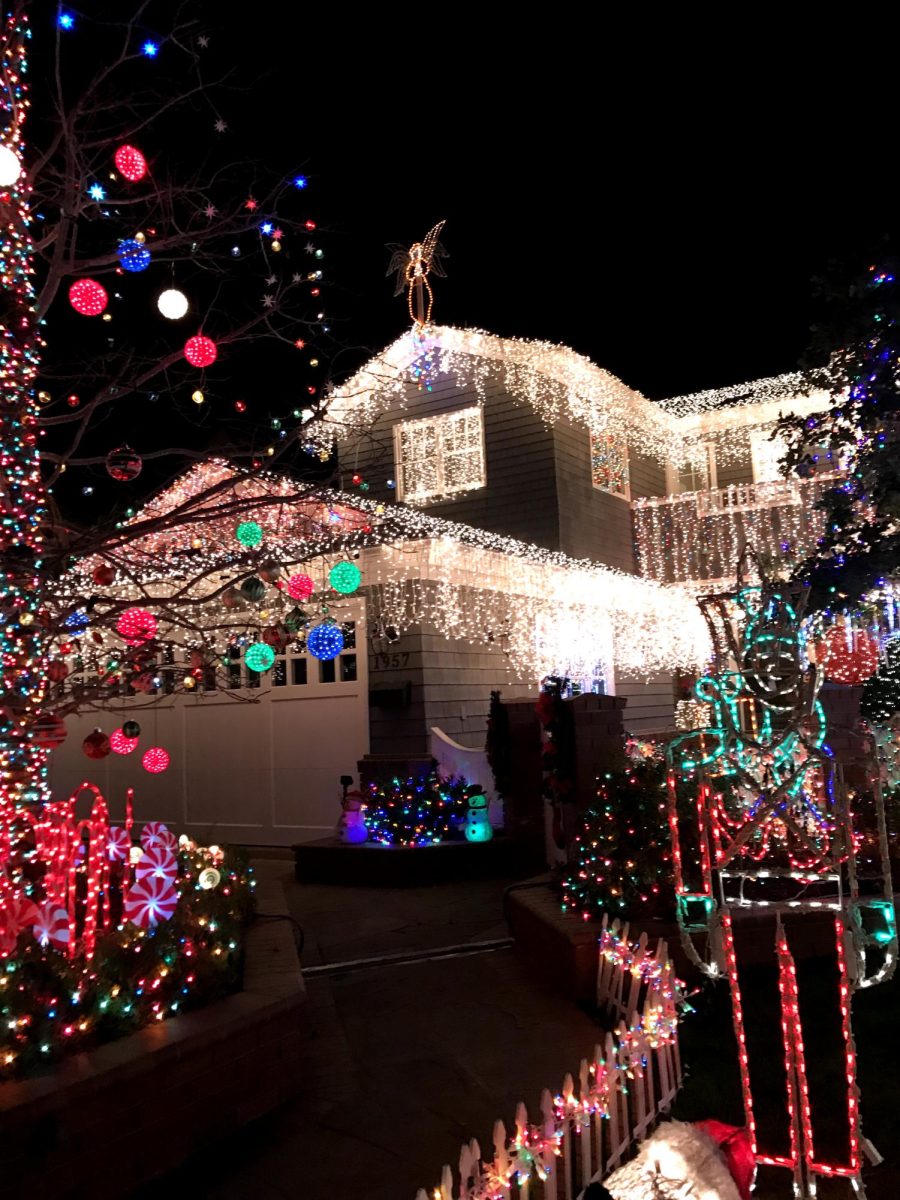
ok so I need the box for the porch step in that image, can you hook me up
[292,834,537,887]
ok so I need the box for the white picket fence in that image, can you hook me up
[415,916,683,1199]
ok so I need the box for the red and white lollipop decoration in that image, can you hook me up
[32,902,71,949]
[140,821,177,852]
[107,826,131,863]
[135,844,178,888]
[124,876,178,929]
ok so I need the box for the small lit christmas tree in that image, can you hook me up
[561,754,673,920]
[363,771,471,847]
[861,637,900,725]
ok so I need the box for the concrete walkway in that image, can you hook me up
[155,864,603,1200]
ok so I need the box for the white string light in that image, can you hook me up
[311,325,832,470]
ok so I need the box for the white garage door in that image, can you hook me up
[48,600,369,846]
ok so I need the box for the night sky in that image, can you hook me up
[245,17,897,401]
[34,8,900,524]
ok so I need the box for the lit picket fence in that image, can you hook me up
[414,916,683,1200]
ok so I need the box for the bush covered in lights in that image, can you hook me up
[0,842,255,1080]
[363,770,486,847]
[561,746,676,921]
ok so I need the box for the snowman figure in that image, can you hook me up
[464,784,493,843]
[337,788,368,844]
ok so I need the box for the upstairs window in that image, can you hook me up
[395,406,486,503]
[589,430,630,498]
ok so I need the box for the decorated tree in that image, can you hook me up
[0,2,377,973]
[776,252,900,613]
[560,751,673,920]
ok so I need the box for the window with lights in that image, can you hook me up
[589,429,630,498]
[394,407,486,503]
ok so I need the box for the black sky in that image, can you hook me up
[235,15,897,400]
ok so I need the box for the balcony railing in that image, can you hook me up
[632,474,838,584]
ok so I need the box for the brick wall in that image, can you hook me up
[0,866,305,1200]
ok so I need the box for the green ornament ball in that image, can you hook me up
[122,719,141,739]
[329,560,361,595]
[236,520,263,548]
[245,642,276,673]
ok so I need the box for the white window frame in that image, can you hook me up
[394,405,487,504]
[589,429,631,499]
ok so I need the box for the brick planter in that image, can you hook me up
[504,878,601,1004]
[0,865,305,1200]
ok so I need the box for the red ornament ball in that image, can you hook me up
[184,334,217,368]
[69,278,108,316]
[92,563,116,586]
[110,727,139,755]
[67,394,80,407]
[117,607,158,646]
[33,713,67,749]
[114,143,148,183]
[287,573,314,601]
[83,728,111,760]
[819,628,880,685]
[47,660,69,683]
[105,445,143,482]
[142,746,170,774]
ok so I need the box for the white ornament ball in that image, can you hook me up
[157,287,189,320]
[0,144,22,187]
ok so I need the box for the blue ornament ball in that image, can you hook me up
[307,622,344,661]
[118,238,151,272]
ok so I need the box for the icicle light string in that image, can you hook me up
[313,325,832,469]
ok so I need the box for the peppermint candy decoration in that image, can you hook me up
[135,845,178,888]
[140,821,177,853]
[107,826,131,863]
[33,903,71,949]
[5,892,39,936]
[124,876,178,929]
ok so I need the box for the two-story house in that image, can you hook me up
[48,324,832,844]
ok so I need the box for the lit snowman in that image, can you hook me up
[464,784,493,843]
[337,788,368,844]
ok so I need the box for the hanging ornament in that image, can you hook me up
[114,143,148,182]
[245,642,276,673]
[307,621,344,661]
[117,607,158,646]
[329,560,361,595]
[221,586,247,610]
[258,560,282,583]
[105,445,143,482]
[64,609,89,632]
[818,627,880,685]
[184,334,217,367]
[198,867,221,890]
[47,660,69,683]
[157,287,189,320]
[240,576,266,603]
[110,727,139,755]
[142,747,170,774]
[0,144,22,187]
[287,573,314,601]
[262,624,290,650]
[117,238,151,272]
[122,719,141,739]
[33,713,67,749]
[69,278,108,316]
[235,520,263,548]
[92,563,116,586]
[82,729,111,760]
